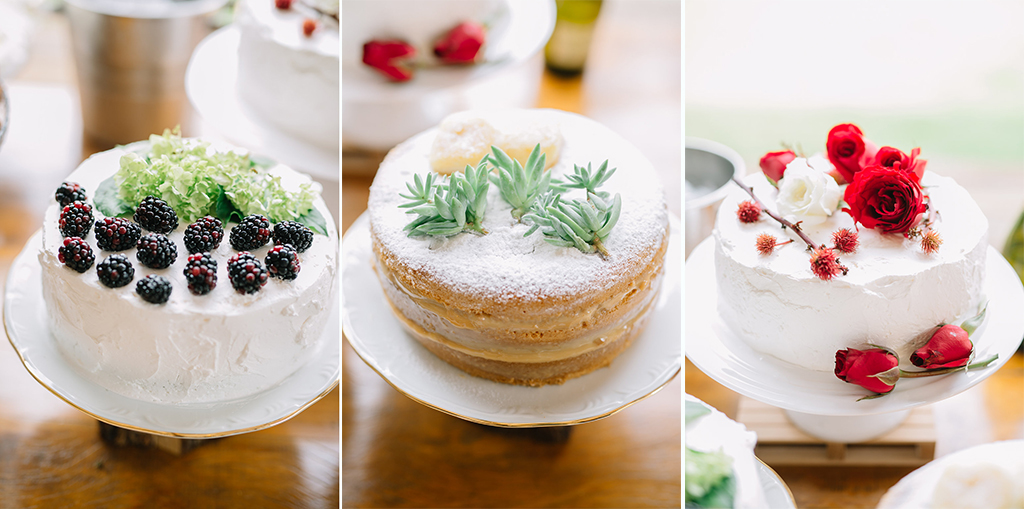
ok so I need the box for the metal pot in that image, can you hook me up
[685,137,745,258]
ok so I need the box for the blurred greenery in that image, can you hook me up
[686,108,1024,172]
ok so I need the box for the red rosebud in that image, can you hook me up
[826,124,879,184]
[759,150,796,185]
[843,165,927,234]
[736,200,761,223]
[831,228,859,254]
[835,348,900,394]
[875,146,927,183]
[433,21,486,64]
[911,325,973,369]
[302,18,317,37]
[362,40,417,82]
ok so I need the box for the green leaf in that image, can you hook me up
[94,176,133,217]
[684,401,711,424]
[295,207,329,236]
[213,187,241,223]
[960,302,988,337]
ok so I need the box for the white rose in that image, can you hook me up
[776,158,841,225]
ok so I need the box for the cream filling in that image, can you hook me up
[375,253,664,364]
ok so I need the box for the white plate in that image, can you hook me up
[877,440,1024,509]
[757,458,798,509]
[185,26,339,181]
[686,237,1024,416]
[341,213,681,427]
[3,231,340,438]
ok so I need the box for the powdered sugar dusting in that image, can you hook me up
[368,109,667,305]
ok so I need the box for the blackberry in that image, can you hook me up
[55,182,87,206]
[229,214,271,251]
[94,217,142,251]
[59,201,94,238]
[136,233,178,269]
[183,216,224,254]
[272,221,313,252]
[96,254,135,288]
[183,252,218,295]
[136,274,172,304]
[134,196,179,234]
[228,252,268,294]
[58,237,95,273]
[265,244,300,280]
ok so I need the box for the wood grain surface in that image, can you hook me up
[0,10,339,508]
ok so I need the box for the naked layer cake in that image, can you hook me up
[367,109,669,386]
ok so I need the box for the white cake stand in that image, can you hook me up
[4,232,340,438]
[185,26,339,181]
[342,213,682,427]
[686,237,1024,442]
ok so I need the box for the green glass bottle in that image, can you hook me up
[544,0,603,77]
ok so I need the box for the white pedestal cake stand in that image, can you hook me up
[342,213,682,427]
[686,237,1024,442]
[4,232,340,438]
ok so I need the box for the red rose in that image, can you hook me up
[843,165,927,233]
[875,146,927,183]
[759,150,796,185]
[826,124,879,184]
[835,348,899,394]
[362,40,417,82]
[434,21,486,64]
[911,325,973,369]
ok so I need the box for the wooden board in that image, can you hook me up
[736,397,936,467]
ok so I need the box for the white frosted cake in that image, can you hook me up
[236,0,339,151]
[39,137,338,404]
[368,109,668,386]
[713,171,987,372]
[879,440,1024,509]
[685,395,770,509]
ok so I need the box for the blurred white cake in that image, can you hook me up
[685,395,769,509]
[879,440,1024,509]
[236,0,339,151]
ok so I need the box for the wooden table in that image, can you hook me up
[342,2,682,507]
[0,11,338,508]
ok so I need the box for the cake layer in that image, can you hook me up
[714,172,987,372]
[236,0,339,150]
[39,145,338,404]
[368,109,669,384]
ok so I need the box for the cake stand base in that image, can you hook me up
[98,422,214,456]
[785,408,910,443]
[737,398,936,467]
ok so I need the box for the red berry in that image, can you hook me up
[275,0,292,9]
[303,18,316,37]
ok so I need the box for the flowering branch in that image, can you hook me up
[731,176,819,249]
